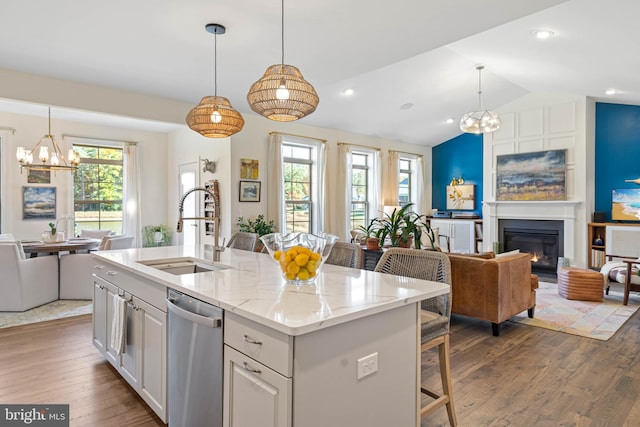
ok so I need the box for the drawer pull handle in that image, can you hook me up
[242,362,261,374]
[106,271,117,276]
[94,265,104,270]
[243,334,262,345]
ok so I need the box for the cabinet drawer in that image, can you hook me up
[225,312,293,377]
[93,264,166,312]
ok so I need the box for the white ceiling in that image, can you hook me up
[0,0,637,146]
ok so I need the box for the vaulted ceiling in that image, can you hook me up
[0,0,637,146]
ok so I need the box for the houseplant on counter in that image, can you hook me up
[375,203,414,247]
[236,214,276,251]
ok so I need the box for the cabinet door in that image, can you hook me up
[450,221,475,253]
[119,296,142,391]
[224,346,291,427]
[92,278,107,354]
[138,298,167,423]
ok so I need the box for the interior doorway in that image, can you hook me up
[178,162,198,249]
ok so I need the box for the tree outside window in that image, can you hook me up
[283,144,313,233]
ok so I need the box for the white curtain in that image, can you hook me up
[317,142,327,235]
[414,156,427,215]
[385,150,399,206]
[335,144,352,241]
[123,142,141,247]
[371,150,382,219]
[267,133,285,233]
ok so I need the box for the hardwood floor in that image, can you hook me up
[2,310,639,426]
[0,314,164,426]
[421,311,640,426]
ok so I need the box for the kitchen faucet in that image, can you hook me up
[177,181,225,262]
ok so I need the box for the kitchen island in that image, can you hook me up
[91,245,449,427]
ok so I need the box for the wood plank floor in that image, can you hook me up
[0,314,164,426]
[2,310,639,426]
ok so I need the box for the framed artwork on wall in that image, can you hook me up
[496,149,567,201]
[239,181,261,202]
[446,184,475,210]
[27,169,51,184]
[23,186,56,219]
[240,158,259,179]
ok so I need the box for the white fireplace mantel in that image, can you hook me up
[483,200,583,262]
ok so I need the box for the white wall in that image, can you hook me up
[482,93,594,267]
[0,110,169,241]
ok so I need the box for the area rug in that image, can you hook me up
[0,300,92,329]
[509,281,640,341]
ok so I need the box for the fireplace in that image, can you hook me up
[499,219,564,277]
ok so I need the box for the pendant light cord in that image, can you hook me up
[281,0,285,66]
[477,66,484,110]
[214,31,218,97]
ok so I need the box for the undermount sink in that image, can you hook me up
[137,257,228,275]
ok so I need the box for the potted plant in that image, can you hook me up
[236,214,276,251]
[151,225,164,243]
[375,203,414,247]
[399,211,425,248]
[357,219,381,250]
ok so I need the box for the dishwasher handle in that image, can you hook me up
[167,298,222,328]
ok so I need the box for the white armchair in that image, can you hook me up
[0,242,58,311]
[59,235,134,300]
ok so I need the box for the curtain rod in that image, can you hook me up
[269,131,326,143]
[62,134,138,145]
[388,149,423,158]
[0,126,16,134]
[337,142,381,151]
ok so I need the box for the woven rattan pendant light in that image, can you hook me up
[247,0,319,122]
[186,23,244,138]
[460,65,500,134]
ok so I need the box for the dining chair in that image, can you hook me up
[0,242,58,311]
[374,247,457,426]
[226,232,258,252]
[324,241,364,269]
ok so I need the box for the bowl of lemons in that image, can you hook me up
[260,232,338,284]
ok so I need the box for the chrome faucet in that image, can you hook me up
[177,181,225,262]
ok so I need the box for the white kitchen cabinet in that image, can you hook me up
[91,266,167,423]
[430,219,476,253]
[224,345,291,427]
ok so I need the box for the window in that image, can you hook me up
[350,152,369,230]
[283,143,313,233]
[399,158,412,206]
[73,144,124,234]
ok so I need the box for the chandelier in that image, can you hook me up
[460,65,501,134]
[247,0,319,121]
[186,23,245,138]
[16,107,80,172]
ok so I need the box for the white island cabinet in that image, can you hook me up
[92,246,449,427]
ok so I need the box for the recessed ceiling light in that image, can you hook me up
[342,88,354,96]
[605,89,619,95]
[400,103,413,110]
[445,118,455,124]
[533,30,554,39]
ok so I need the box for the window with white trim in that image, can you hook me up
[350,151,371,230]
[283,143,314,233]
[73,144,124,234]
[398,157,412,206]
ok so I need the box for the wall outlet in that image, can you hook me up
[357,352,378,380]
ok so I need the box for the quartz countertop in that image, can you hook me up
[93,245,449,336]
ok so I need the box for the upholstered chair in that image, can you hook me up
[0,242,58,311]
[59,235,134,300]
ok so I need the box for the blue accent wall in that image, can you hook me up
[432,133,483,216]
[595,103,640,222]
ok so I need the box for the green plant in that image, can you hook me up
[144,224,170,247]
[357,219,379,239]
[236,214,276,237]
[48,222,57,235]
[151,225,163,233]
[374,204,414,247]
[419,220,438,250]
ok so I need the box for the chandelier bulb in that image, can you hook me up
[39,146,49,163]
[51,152,59,166]
[276,79,290,100]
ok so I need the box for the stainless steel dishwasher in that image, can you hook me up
[167,288,223,427]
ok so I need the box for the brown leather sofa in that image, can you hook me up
[446,252,538,336]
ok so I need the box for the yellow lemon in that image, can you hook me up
[273,250,282,260]
[297,268,310,281]
[286,262,300,275]
[306,260,318,273]
[295,253,310,266]
[285,271,296,280]
[309,252,321,261]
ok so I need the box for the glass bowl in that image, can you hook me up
[260,232,338,284]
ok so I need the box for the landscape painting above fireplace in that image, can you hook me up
[496,149,566,201]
